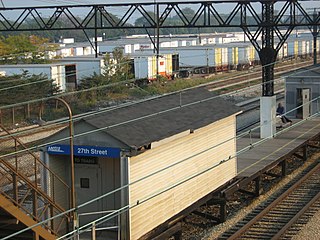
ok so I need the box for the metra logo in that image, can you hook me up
[48,146,64,153]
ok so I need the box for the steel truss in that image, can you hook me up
[0,1,319,95]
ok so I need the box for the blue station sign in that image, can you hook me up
[47,144,120,158]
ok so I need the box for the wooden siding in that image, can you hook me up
[128,115,237,239]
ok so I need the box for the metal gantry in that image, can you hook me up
[0,1,319,95]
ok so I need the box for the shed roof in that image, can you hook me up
[83,87,241,149]
[285,64,320,78]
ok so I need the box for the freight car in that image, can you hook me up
[133,53,179,81]
[132,36,318,81]
[133,43,257,78]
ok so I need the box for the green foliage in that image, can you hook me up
[0,71,60,106]
[103,48,134,82]
[133,7,245,35]
[4,14,134,42]
[79,48,133,90]
[0,34,58,64]
[76,48,134,110]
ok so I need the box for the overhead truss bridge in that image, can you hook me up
[0,0,320,95]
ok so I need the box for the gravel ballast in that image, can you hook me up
[203,153,320,240]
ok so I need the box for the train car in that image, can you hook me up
[287,39,299,59]
[134,45,230,74]
[299,40,307,58]
[214,46,229,72]
[277,42,288,60]
[0,63,67,90]
[133,53,177,80]
[227,43,256,70]
[131,34,317,80]
[227,46,238,70]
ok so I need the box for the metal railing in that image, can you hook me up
[77,210,120,240]
[0,124,71,236]
[2,95,320,240]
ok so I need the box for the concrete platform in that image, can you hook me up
[237,117,320,177]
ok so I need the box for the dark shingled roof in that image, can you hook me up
[84,87,241,149]
[285,64,320,77]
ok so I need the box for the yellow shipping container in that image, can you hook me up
[249,46,255,62]
[165,54,173,76]
[233,47,238,65]
[215,48,222,66]
[148,54,173,79]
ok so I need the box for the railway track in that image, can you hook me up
[218,162,320,240]
[0,59,318,240]
[207,58,313,92]
[0,57,302,153]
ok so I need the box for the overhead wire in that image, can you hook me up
[0,34,318,237]
[3,96,320,240]
[1,62,319,159]
[0,1,320,238]
[1,57,318,143]
[58,98,320,239]
[0,37,318,227]
[0,42,297,97]
[70,112,320,239]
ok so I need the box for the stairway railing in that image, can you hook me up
[0,124,71,236]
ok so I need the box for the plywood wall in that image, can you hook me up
[129,115,237,239]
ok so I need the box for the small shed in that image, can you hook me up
[41,87,241,239]
[285,64,320,119]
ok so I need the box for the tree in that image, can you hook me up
[77,48,133,107]
[0,71,60,106]
[79,47,133,89]
[0,34,59,64]
[104,47,133,82]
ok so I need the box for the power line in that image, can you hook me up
[3,99,320,240]
[0,62,316,148]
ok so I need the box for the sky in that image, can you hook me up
[1,0,320,21]
[1,1,319,8]
[3,0,190,7]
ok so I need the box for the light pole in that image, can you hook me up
[53,97,76,230]
[155,0,160,81]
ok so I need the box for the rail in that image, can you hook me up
[2,97,320,240]
[77,210,120,240]
[226,162,320,240]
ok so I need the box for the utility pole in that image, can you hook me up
[156,1,160,81]
[312,8,320,65]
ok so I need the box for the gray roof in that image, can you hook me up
[83,87,241,149]
[286,64,320,78]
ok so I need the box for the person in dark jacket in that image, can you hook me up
[276,102,292,125]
